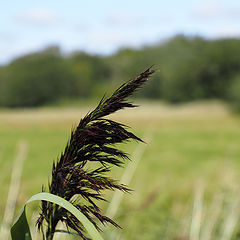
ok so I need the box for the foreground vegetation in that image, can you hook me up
[1,101,240,239]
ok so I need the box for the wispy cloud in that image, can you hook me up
[0,31,16,42]
[211,26,240,38]
[192,1,240,21]
[105,11,145,26]
[77,27,161,55]
[193,1,222,19]
[15,8,62,26]
[190,1,240,38]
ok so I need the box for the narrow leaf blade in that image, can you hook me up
[11,207,32,240]
[11,192,104,240]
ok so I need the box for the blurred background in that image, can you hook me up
[1,0,240,239]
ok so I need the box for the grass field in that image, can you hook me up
[1,101,240,240]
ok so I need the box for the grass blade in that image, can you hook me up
[220,196,240,240]
[11,207,32,240]
[190,183,204,240]
[1,140,28,240]
[11,192,104,240]
[106,131,152,219]
[200,193,223,240]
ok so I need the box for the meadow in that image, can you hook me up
[1,101,240,240]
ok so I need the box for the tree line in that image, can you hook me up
[0,35,240,109]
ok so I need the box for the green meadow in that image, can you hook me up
[1,101,240,239]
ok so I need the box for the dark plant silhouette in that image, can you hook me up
[37,67,155,240]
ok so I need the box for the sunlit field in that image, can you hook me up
[1,101,240,240]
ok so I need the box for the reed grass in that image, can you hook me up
[200,193,223,240]
[220,195,240,240]
[190,183,204,240]
[36,68,155,239]
[0,141,28,240]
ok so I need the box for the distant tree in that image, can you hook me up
[1,36,240,108]
[227,74,240,112]
[0,47,78,107]
[68,52,111,97]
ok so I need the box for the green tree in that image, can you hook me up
[69,52,111,98]
[0,47,78,107]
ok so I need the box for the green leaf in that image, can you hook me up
[10,206,32,240]
[11,192,104,240]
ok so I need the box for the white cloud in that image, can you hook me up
[15,8,62,25]
[211,26,240,38]
[0,31,16,42]
[82,31,133,54]
[190,1,240,38]
[105,11,144,26]
[77,27,162,55]
[75,23,92,33]
[193,1,222,19]
[192,1,240,21]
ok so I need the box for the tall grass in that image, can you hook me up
[0,141,28,240]
[1,100,240,239]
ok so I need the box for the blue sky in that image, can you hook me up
[1,0,240,64]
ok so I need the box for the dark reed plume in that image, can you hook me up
[37,67,155,240]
